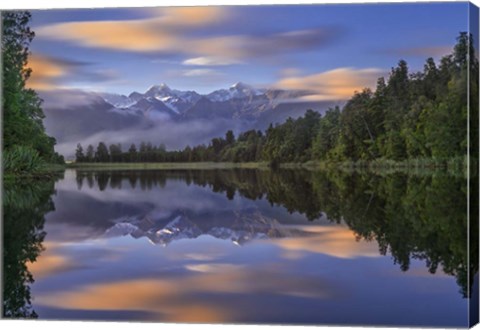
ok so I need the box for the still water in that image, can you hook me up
[3,169,477,326]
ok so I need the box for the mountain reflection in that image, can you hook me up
[104,211,312,246]
[74,169,477,298]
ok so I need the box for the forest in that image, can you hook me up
[74,32,478,168]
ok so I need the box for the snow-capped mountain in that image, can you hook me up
[96,81,331,122]
[126,83,201,114]
[98,92,137,108]
[206,82,264,102]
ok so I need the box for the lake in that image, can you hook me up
[3,168,477,326]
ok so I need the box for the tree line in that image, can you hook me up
[75,32,477,166]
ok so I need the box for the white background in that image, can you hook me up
[1,0,479,330]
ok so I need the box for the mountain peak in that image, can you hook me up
[147,83,171,93]
[230,82,250,90]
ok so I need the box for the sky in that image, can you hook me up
[26,2,474,98]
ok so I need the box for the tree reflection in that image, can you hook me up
[75,169,477,298]
[3,177,59,318]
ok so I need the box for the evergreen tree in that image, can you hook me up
[95,142,109,162]
[86,145,94,162]
[75,143,85,163]
[128,143,137,162]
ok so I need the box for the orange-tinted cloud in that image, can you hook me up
[38,20,178,52]
[27,53,120,91]
[155,7,229,27]
[27,54,68,90]
[274,67,384,101]
[36,7,231,53]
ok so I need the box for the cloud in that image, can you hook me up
[245,28,340,56]
[38,20,175,52]
[27,54,71,90]
[182,56,241,66]
[36,7,231,53]
[380,46,452,58]
[153,7,229,28]
[39,88,106,108]
[182,68,222,77]
[279,67,303,77]
[36,9,341,63]
[273,67,385,101]
[150,58,179,65]
[187,27,342,61]
[27,54,120,91]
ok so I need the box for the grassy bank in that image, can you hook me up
[3,145,66,180]
[3,163,66,181]
[299,156,475,177]
[65,157,475,177]
[68,162,271,170]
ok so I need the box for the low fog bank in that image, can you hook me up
[53,117,249,159]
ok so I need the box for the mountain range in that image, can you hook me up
[98,82,330,122]
[41,82,340,157]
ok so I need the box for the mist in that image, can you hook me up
[53,117,249,159]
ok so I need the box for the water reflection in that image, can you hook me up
[2,176,60,318]
[2,168,477,326]
[72,169,476,298]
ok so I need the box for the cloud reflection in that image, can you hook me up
[36,262,336,322]
[273,225,381,259]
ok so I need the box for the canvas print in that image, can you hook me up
[1,1,479,328]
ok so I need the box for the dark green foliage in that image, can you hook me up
[95,142,109,162]
[109,143,123,162]
[262,109,321,163]
[225,130,235,145]
[3,145,44,174]
[2,11,62,170]
[312,106,341,160]
[85,144,95,162]
[75,143,85,163]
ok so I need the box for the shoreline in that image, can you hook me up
[5,157,473,177]
[62,158,473,176]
